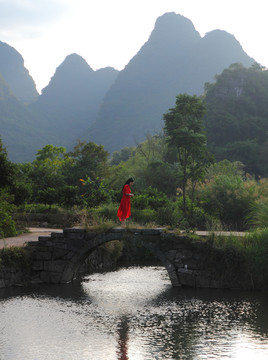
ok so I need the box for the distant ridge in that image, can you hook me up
[30,54,119,148]
[0,41,38,103]
[87,12,254,153]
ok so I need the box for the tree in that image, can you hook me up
[0,138,15,188]
[163,94,212,215]
[65,141,109,184]
[30,144,68,204]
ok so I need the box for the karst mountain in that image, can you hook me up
[0,12,255,162]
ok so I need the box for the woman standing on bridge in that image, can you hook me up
[117,178,134,227]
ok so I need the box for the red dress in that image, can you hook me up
[117,184,131,221]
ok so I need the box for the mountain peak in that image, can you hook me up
[150,12,200,45]
[0,41,38,103]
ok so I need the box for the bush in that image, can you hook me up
[175,196,211,230]
[0,190,17,238]
[93,203,119,222]
[132,186,169,210]
[154,204,182,226]
[195,174,256,230]
[243,228,268,288]
[131,208,156,225]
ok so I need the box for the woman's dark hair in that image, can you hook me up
[122,178,134,190]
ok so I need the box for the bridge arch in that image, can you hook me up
[60,229,180,287]
[29,228,180,287]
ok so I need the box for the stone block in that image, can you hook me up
[173,259,183,268]
[177,268,196,287]
[195,272,211,288]
[165,250,178,260]
[51,232,64,239]
[66,239,86,251]
[32,260,44,271]
[183,258,200,270]
[32,251,51,261]
[40,271,62,283]
[51,237,66,243]
[52,248,69,259]
[63,251,76,260]
[141,228,163,235]
[111,228,127,234]
[179,249,193,259]
[168,270,181,287]
[63,228,86,240]
[26,241,39,247]
[38,237,52,246]
[52,242,68,249]
[44,260,67,272]
[85,231,98,240]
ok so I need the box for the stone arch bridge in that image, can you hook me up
[28,228,248,289]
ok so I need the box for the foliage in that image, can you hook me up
[163,93,213,214]
[65,140,109,184]
[243,228,268,288]
[204,63,268,176]
[154,203,182,227]
[175,196,210,229]
[0,190,17,238]
[142,159,181,196]
[15,141,111,209]
[132,186,169,210]
[58,185,81,208]
[195,162,257,230]
[0,138,15,187]
[209,227,268,289]
[107,134,181,197]
[247,178,268,228]
[0,247,31,270]
[79,177,112,208]
[110,146,135,165]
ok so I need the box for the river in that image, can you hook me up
[0,266,268,359]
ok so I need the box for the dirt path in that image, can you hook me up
[0,228,63,249]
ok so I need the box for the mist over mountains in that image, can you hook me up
[0,12,255,162]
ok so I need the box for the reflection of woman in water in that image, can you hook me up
[117,178,134,227]
[117,317,129,360]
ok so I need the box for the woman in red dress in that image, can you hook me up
[117,178,134,227]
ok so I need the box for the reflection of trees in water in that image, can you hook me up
[116,317,129,360]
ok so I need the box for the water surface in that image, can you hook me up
[0,267,268,359]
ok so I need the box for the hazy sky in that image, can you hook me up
[1,0,267,93]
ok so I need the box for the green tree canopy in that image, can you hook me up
[0,138,15,188]
[204,63,268,176]
[163,93,213,214]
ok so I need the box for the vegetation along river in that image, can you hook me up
[0,266,268,359]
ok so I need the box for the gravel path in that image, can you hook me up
[0,228,63,249]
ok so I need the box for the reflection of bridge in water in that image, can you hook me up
[28,227,249,289]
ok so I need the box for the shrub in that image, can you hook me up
[195,174,256,230]
[154,204,182,227]
[243,228,268,288]
[0,190,17,238]
[132,186,169,211]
